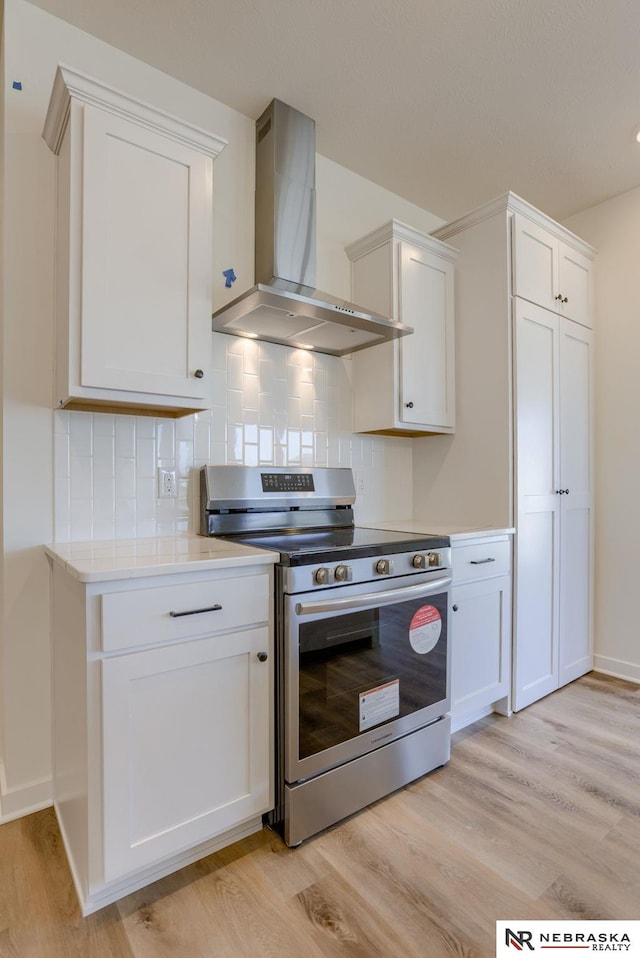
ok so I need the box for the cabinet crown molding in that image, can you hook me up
[345,218,458,264]
[432,191,596,260]
[42,63,228,159]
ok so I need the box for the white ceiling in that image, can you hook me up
[28,0,640,221]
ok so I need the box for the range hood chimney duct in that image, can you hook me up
[211,99,413,356]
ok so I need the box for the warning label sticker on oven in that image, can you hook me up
[359,679,400,732]
[409,605,442,654]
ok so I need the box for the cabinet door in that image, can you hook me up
[558,318,593,685]
[81,106,212,400]
[398,242,455,430]
[512,213,558,313]
[451,575,511,728]
[102,627,272,882]
[558,242,592,328]
[513,300,560,711]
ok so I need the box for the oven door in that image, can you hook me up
[284,572,451,785]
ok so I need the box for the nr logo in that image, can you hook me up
[505,928,535,951]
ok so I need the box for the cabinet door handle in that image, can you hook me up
[469,558,496,565]
[556,489,570,495]
[257,651,268,662]
[452,604,459,612]
[555,294,563,301]
[194,368,205,379]
[169,604,222,618]
[405,401,414,409]
[561,296,568,304]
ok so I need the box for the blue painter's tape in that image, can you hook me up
[222,268,237,288]
[12,81,22,90]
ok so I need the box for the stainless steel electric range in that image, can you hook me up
[200,465,452,846]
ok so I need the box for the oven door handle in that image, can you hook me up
[294,575,452,616]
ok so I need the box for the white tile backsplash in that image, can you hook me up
[53,337,413,541]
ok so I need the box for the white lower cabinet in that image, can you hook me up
[450,535,512,732]
[102,626,271,882]
[49,560,274,915]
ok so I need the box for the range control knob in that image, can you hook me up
[375,558,394,575]
[412,554,428,569]
[427,552,442,567]
[334,564,353,582]
[314,567,333,585]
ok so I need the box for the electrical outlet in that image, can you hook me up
[158,468,177,499]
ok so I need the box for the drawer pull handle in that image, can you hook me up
[469,558,496,565]
[169,604,222,618]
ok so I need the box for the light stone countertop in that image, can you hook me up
[44,534,279,583]
[360,520,515,541]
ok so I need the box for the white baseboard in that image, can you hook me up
[593,657,640,685]
[0,761,52,824]
[451,704,494,734]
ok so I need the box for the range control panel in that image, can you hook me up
[261,473,315,493]
[283,548,452,595]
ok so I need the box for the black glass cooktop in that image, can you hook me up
[231,526,450,566]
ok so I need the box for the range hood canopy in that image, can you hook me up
[212,99,413,357]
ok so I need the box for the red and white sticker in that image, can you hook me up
[409,605,442,654]
[359,679,400,731]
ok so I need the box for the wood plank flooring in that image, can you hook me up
[1,672,639,957]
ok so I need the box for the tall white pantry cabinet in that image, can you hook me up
[430,193,595,711]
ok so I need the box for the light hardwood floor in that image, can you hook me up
[1,672,639,957]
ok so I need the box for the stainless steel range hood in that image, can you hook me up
[211,99,413,357]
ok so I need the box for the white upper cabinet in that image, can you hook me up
[513,212,593,328]
[399,241,456,430]
[347,221,457,436]
[43,65,227,416]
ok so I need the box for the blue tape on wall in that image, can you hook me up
[222,268,237,288]
[12,81,22,90]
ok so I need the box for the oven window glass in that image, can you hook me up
[298,592,448,760]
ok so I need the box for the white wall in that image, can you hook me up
[0,0,6,821]
[564,189,640,683]
[1,0,443,820]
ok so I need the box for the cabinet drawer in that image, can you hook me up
[101,572,270,652]
[452,540,511,584]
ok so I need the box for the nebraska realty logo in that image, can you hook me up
[496,922,640,955]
